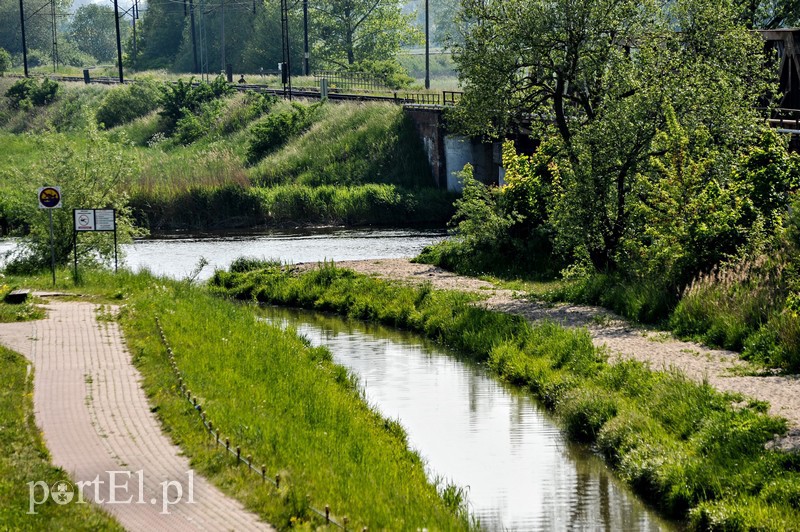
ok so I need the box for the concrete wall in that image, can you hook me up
[444,135,498,192]
[404,107,447,188]
[405,107,502,192]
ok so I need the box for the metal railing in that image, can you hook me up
[313,71,390,92]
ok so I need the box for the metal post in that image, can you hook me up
[220,0,225,73]
[424,0,430,90]
[280,0,292,100]
[18,0,28,77]
[113,0,124,83]
[131,0,137,71]
[303,0,309,76]
[189,0,198,73]
[48,209,55,286]
[50,0,57,72]
[73,230,77,280]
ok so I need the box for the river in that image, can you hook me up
[0,228,445,280]
[260,306,672,531]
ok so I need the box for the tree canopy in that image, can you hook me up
[452,0,773,272]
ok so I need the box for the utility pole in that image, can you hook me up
[18,0,28,77]
[50,0,58,72]
[113,0,123,82]
[303,0,309,76]
[220,0,225,73]
[425,0,430,89]
[189,0,198,73]
[280,0,292,99]
[131,0,138,70]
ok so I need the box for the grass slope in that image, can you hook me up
[1,268,472,530]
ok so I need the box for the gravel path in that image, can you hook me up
[0,300,272,531]
[314,258,800,447]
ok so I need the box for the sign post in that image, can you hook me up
[73,209,118,279]
[38,187,62,286]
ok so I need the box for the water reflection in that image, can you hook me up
[261,307,673,531]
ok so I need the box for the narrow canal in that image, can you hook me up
[260,306,673,531]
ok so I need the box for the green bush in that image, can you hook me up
[0,48,10,74]
[5,78,60,109]
[217,91,276,135]
[159,75,234,134]
[96,79,163,129]
[246,102,321,164]
[558,387,618,443]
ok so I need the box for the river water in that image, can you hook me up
[260,306,672,531]
[1,228,673,529]
[0,228,445,280]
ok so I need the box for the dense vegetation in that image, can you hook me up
[0,268,472,530]
[210,262,800,529]
[419,0,800,370]
[0,76,452,270]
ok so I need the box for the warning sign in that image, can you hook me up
[73,209,115,232]
[38,187,62,209]
[74,209,95,231]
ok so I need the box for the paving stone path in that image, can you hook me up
[0,299,272,531]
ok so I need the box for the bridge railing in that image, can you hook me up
[313,71,390,91]
[769,108,800,131]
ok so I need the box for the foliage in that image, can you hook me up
[4,124,145,274]
[0,48,10,74]
[131,182,453,231]
[175,99,226,145]
[68,4,129,63]
[211,264,800,527]
[158,76,235,134]
[246,102,322,164]
[310,0,420,67]
[5,78,60,109]
[96,78,163,129]
[418,140,559,278]
[452,0,770,272]
[348,59,414,89]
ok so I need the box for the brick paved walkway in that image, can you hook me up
[0,300,272,531]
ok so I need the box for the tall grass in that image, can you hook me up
[1,268,473,528]
[210,263,800,529]
[131,183,454,231]
[250,102,434,189]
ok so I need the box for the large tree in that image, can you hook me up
[310,0,419,67]
[453,0,772,271]
[68,4,128,63]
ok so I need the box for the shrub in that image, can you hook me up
[159,75,234,134]
[96,79,163,129]
[246,102,321,164]
[0,48,11,74]
[5,78,60,109]
[217,91,276,135]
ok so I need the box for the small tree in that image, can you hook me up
[4,124,146,274]
[0,47,11,75]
